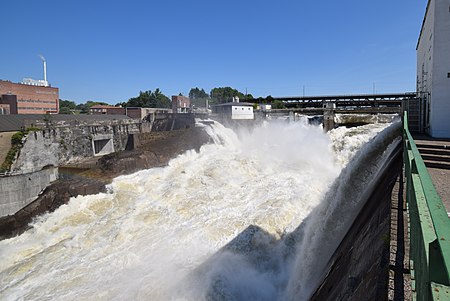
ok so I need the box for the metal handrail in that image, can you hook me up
[403,111,450,300]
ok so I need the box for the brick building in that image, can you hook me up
[125,107,171,119]
[171,95,191,113]
[0,80,59,114]
[0,103,10,115]
[90,105,126,115]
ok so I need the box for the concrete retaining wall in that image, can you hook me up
[0,168,58,216]
[11,120,150,173]
[310,143,402,300]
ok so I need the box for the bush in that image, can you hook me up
[0,131,28,172]
[11,132,24,145]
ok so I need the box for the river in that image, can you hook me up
[0,118,400,300]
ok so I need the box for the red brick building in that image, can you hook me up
[0,80,59,114]
[171,95,191,113]
[90,105,126,115]
[0,103,10,115]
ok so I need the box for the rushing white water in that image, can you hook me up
[0,119,399,300]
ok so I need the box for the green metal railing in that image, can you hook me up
[404,112,450,300]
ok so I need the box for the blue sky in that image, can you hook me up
[1,0,426,104]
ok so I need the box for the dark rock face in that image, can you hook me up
[0,127,211,240]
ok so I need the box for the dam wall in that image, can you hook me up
[310,141,402,300]
[11,119,149,174]
[0,167,58,217]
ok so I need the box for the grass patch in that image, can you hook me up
[0,129,37,173]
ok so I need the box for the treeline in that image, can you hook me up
[59,87,284,114]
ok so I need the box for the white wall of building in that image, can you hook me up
[417,0,450,138]
[430,0,450,137]
[231,105,254,120]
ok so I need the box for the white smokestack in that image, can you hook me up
[38,54,48,86]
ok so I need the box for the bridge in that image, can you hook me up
[265,92,422,131]
[273,92,418,108]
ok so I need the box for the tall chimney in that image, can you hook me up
[43,59,47,83]
[38,54,48,86]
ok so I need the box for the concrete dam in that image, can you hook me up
[0,118,403,300]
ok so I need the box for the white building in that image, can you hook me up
[212,102,254,120]
[417,0,450,138]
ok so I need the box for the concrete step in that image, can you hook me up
[421,154,450,163]
[418,148,450,157]
[423,160,450,170]
[416,143,450,150]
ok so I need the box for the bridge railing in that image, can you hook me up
[403,112,450,300]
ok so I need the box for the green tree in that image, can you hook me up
[242,93,254,102]
[74,101,109,114]
[210,87,245,104]
[124,88,170,108]
[59,107,73,114]
[59,99,76,110]
[271,100,286,109]
[189,87,210,108]
[189,87,209,100]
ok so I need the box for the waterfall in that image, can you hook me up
[0,118,399,300]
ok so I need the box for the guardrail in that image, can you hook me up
[404,112,450,300]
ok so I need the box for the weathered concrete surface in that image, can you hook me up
[0,175,107,239]
[0,168,58,216]
[0,126,211,240]
[11,119,148,173]
[310,143,402,300]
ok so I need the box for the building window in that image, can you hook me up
[448,73,450,78]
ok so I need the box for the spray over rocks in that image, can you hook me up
[0,118,399,300]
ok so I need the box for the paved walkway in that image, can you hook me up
[389,176,411,301]
[413,134,450,214]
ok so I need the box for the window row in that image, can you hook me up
[17,99,57,104]
[18,107,56,111]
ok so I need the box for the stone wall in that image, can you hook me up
[0,167,58,216]
[11,119,150,173]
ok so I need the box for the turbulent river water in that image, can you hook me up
[0,118,400,300]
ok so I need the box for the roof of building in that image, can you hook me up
[212,102,254,107]
[90,105,121,109]
[0,114,132,132]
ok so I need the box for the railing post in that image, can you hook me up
[403,111,450,301]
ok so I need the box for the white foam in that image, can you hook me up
[0,120,393,300]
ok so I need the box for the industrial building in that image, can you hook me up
[0,80,59,114]
[212,97,254,120]
[417,0,450,138]
[0,56,59,114]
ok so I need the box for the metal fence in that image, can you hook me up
[404,112,450,300]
